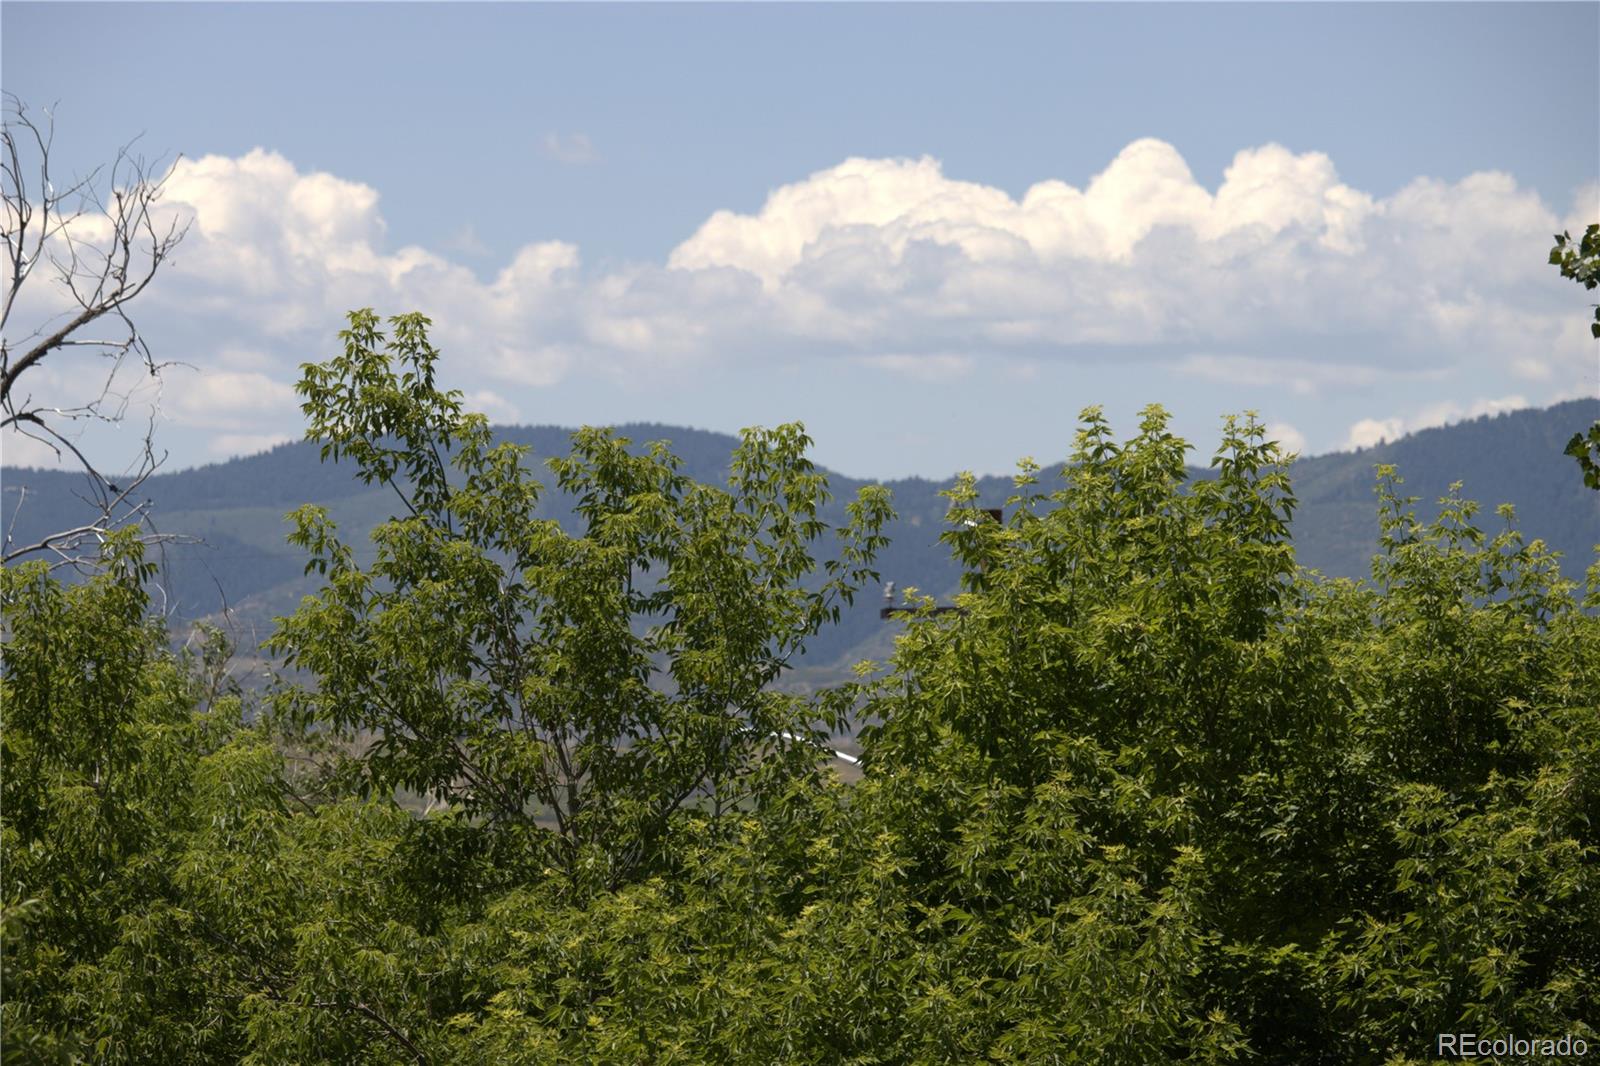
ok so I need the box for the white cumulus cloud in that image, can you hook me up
[1343,394,1531,451]
[1266,421,1307,456]
[1345,417,1406,450]
[8,138,1588,467]
[146,142,1593,385]
[163,369,298,431]
[659,141,1584,376]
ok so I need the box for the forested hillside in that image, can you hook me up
[4,398,1596,677]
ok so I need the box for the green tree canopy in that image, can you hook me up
[4,310,1596,1064]
[267,309,892,891]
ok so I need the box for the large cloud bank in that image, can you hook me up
[5,139,1595,463]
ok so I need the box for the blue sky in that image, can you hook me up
[3,2,1597,480]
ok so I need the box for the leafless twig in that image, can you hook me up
[2,93,191,569]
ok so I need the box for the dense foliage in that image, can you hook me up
[4,312,1597,1064]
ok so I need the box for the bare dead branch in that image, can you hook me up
[2,93,190,572]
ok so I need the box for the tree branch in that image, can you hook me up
[2,93,190,573]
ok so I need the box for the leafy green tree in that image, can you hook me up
[1549,224,1600,487]
[1,534,251,1063]
[842,408,1598,1062]
[1312,472,1600,1059]
[266,308,891,892]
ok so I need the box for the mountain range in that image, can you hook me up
[4,399,1596,684]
